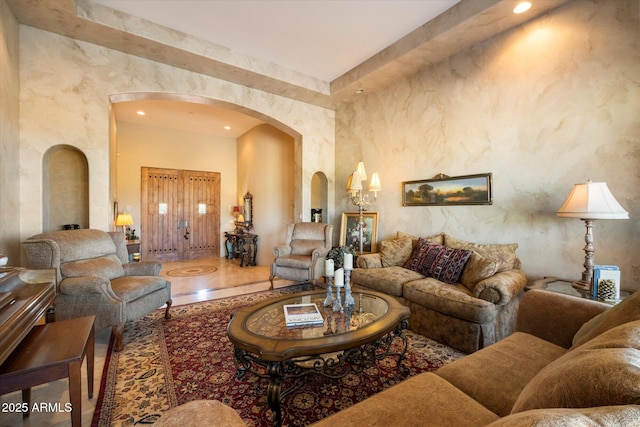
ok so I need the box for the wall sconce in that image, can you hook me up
[557,180,628,292]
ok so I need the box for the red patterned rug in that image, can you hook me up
[92,284,465,426]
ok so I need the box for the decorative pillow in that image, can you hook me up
[397,231,444,248]
[460,252,498,291]
[380,237,413,267]
[404,239,472,284]
[444,233,518,272]
[572,289,640,348]
[60,254,125,280]
[512,320,640,413]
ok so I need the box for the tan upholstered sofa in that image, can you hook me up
[23,229,172,351]
[311,288,640,426]
[352,232,527,353]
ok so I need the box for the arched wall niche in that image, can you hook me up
[43,145,89,231]
[311,171,328,222]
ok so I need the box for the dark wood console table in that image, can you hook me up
[224,232,258,267]
[0,268,56,365]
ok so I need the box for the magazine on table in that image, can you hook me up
[283,303,324,327]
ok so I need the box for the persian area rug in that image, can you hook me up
[92,284,466,427]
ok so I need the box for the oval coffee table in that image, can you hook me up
[227,289,410,426]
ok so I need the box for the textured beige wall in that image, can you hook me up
[237,124,295,265]
[115,121,238,257]
[0,1,20,263]
[17,25,335,253]
[336,0,639,290]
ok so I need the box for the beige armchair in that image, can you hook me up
[23,229,171,351]
[269,222,333,289]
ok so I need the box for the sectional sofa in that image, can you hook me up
[310,288,640,426]
[352,232,527,353]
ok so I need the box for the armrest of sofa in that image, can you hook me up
[273,245,291,257]
[59,276,119,299]
[124,260,162,276]
[474,269,527,305]
[356,253,382,269]
[515,289,610,349]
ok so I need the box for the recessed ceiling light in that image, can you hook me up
[354,88,365,94]
[513,2,531,14]
[224,126,231,130]
[136,110,145,116]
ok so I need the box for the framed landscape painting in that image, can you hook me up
[402,173,492,206]
[339,212,378,254]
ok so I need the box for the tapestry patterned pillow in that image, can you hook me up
[404,238,473,284]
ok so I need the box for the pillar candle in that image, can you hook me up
[325,259,334,277]
[334,268,344,286]
[344,253,353,269]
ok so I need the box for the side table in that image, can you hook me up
[0,316,95,427]
[224,232,258,267]
[528,277,630,305]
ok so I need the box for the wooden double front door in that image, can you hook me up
[141,167,220,262]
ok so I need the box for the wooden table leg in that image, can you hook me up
[68,359,82,427]
[87,325,95,399]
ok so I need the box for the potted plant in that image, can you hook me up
[326,246,354,269]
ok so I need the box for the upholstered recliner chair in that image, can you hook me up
[23,229,172,351]
[269,222,333,289]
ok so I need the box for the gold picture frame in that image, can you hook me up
[402,173,493,206]
[339,212,378,254]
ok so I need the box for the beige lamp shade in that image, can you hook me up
[557,181,628,219]
[115,213,134,226]
[356,161,367,181]
[368,172,382,193]
[348,170,363,191]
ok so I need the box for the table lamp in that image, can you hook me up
[557,180,628,292]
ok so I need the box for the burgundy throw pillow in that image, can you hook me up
[404,238,472,284]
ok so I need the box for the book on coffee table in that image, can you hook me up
[283,303,324,327]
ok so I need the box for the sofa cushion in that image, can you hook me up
[352,266,424,297]
[274,254,313,269]
[460,252,498,291]
[512,320,640,414]
[404,239,472,284]
[111,275,169,302]
[397,231,444,248]
[60,254,125,280]
[436,331,568,417]
[308,372,500,427]
[379,237,413,267]
[403,278,497,323]
[572,289,640,348]
[444,234,518,272]
[489,406,640,427]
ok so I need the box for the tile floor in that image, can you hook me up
[0,257,295,427]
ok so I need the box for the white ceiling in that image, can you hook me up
[103,0,460,137]
[97,0,461,82]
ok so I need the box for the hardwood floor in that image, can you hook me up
[0,257,295,427]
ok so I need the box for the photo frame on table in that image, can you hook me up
[402,173,492,206]
[339,212,378,254]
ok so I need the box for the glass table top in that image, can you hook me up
[245,291,389,340]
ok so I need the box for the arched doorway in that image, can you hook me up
[43,145,89,231]
[109,93,303,264]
